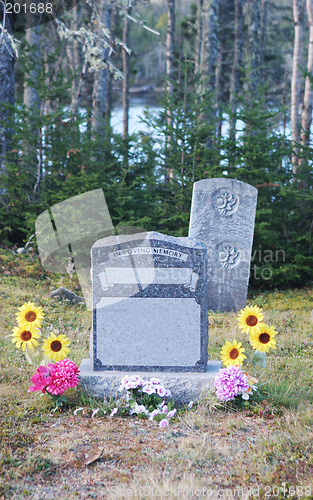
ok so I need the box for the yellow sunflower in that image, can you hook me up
[42,333,70,361]
[16,302,44,329]
[249,324,277,353]
[220,339,246,367]
[237,305,264,335]
[11,325,41,351]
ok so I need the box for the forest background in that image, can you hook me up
[0,0,313,290]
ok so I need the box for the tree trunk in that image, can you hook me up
[215,0,231,141]
[166,0,175,129]
[291,0,305,174]
[199,0,218,147]
[66,3,82,116]
[42,21,59,116]
[300,0,313,152]
[24,13,41,194]
[260,0,268,68]
[166,0,175,180]
[106,4,117,127]
[194,0,204,78]
[0,7,15,201]
[229,0,243,142]
[200,0,218,96]
[92,0,111,134]
[247,0,262,95]
[24,26,40,112]
[166,0,175,96]
[122,5,131,141]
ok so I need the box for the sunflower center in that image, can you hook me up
[25,311,36,322]
[50,340,62,352]
[229,348,239,359]
[259,333,270,344]
[246,315,258,327]
[21,330,32,341]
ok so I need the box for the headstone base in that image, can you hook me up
[79,359,221,405]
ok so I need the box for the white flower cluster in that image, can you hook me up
[117,375,175,427]
[119,375,172,398]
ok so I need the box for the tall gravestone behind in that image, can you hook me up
[189,178,258,312]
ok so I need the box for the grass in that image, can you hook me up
[0,248,313,499]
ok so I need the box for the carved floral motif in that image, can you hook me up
[216,242,241,269]
[213,189,239,216]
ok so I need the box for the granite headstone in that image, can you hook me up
[90,231,208,372]
[189,178,258,312]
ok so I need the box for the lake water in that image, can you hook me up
[105,95,291,140]
[111,95,162,135]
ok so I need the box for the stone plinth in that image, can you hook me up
[79,359,221,405]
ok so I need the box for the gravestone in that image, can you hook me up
[92,231,208,372]
[189,178,258,312]
[80,231,220,403]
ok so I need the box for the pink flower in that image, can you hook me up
[150,377,161,385]
[159,418,169,428]
[46,359,80,396]
[142,383,155,395]
[215,366,249,402]
[149,409,162,420]
[28,365,52,394]
[167,409,177,419]
[156,385,166,397]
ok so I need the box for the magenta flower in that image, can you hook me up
[28,365,52,393]
[46,359,80,396]
[215,366,249,402]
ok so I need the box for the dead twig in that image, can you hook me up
[50,287,85,305]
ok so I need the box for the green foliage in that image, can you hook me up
[221,90,313,289]
[1,43,313,289]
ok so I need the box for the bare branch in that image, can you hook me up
[126,14,160,36]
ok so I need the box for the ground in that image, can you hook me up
[0,249,313,499]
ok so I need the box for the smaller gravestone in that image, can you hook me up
[189,178,258,312]
[79,231,220,403]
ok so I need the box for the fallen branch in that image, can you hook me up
[50,287,85,305]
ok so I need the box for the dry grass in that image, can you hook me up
[0,251,313,499]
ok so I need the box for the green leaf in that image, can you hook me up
[153,414,167,422]
[137,412,149,419]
